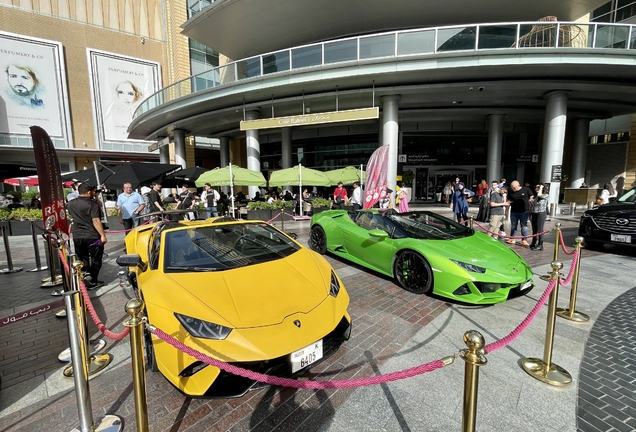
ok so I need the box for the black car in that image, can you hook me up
[578,189,636,249]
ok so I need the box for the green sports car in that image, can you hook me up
[309,209,534,304]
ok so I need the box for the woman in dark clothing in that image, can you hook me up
[450,182,474,223]
[529,183,549,251]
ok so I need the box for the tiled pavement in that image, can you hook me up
[0,205,634,431]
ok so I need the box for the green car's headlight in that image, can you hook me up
[174,313,232,340]
[330,271,341,297]
[449,259,486,274]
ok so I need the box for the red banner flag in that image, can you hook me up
[363,146,390,209]
[31,126,69,234]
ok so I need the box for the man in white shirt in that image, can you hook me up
[201,183,220,218]
[351,181,362,211]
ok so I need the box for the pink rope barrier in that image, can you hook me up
[485,278,557,353]
[57,250,130,341]
[558,248,579,287]
[151,327,447,389]
[558,231,575,255]
[473,220,551,239]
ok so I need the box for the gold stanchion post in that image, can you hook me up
[124,298,149,432]
[557,237,589,322]
[522,261,572,386]
[540,223,561,282]
[280,208,284,231]
[459,330,487,432]
[63,256,112,378]
[469,216,474,229]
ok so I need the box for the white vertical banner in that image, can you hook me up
[0,31,69,139]
[87,49,161,144]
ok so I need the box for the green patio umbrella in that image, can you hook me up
[195,164,266,217]
[269,165,331,217]
[325,165,366,186]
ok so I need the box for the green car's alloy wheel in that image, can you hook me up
[310,226,327,254]
[393,251,433,294]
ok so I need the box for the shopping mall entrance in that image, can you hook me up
[411,167,486,202]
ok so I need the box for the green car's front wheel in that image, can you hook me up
[309,225,327,254]
[393,251,433,294]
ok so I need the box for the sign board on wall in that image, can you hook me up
[550,164,562,182]
[87,49,161,145]
[0,31,70,140]
[240,107,379,131]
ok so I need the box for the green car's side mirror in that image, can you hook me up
[368,229,388,238]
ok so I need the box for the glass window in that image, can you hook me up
[595,25,630,48]
[397,30,435,55]
[360,34,395,59]
[437,27,476,51]
[263,50,290,74]
[237,57,261,79]
[324,39,358,63]
[478,25,517,49]
[292,45,322,69]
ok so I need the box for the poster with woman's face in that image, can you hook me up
[0,32,66,137]
[87,50,161,143]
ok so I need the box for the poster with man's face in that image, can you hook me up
[0,32,66,137]
[87,50,161,143]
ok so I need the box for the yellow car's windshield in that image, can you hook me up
[164,223,300,272]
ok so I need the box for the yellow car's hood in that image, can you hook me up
[164,249,331,328]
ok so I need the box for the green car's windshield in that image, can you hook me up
[164,223,300,272]
[386,212,473,240]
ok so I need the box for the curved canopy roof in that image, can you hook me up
[182,0,606,59]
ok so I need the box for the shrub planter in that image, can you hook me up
[247,209,272,222]
[0,221,12,236]
[107,216,124,231]
[9,220,36,236]
[311,207,329,216]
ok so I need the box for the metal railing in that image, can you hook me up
[133,21,636,119]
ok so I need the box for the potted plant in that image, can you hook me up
[106,207,124,231]
[246,201,272,221]
[400,170,415,203]
[0,209,11,236]
[8,208,40,236]
[271,200,294,222]
[310,197,333,215]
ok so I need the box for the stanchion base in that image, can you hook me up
[70,414,123,432]
[0,267,24,274]
[28,266,48,272]
[63,353,113,377]
[556,308,590,322]
[58,339,107,362]
[41,275,63,287]
[522,358,572,386]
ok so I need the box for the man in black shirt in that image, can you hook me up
[148,181,165,220]
[177,183,194,220]
[66,183,108,289]
[506,180,534,247]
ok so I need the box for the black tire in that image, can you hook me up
[393,251,433,294]
[309,225,327,254]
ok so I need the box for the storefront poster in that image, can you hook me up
[0,32,67,137]
[87,49,161,143]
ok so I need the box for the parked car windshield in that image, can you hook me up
[387,211,473,240]
[618,189,636,203]
[164,223,301,272]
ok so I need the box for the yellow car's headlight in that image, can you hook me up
[330,271,341,297]
[174,313,233,340]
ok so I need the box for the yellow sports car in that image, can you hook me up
[116,216,351,398]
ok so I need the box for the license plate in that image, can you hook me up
[611,234,631,243]
[290,340,323,373]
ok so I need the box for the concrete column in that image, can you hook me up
[382,95,400,203]
[219,136,230,194]
[281,128,293,192]
[173,129,187,169]
[159,144,170,165]
[570,119,590,188]
[540,91,568,209]
[487,115,504,183]
[245,111,261,199]
[377,109,383,147]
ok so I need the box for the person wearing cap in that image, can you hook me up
[333,181,348,210]
[66,183,107,289]
[148,181,165,218]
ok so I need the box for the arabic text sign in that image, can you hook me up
[240,107,379,131]
[0,300,63,328]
